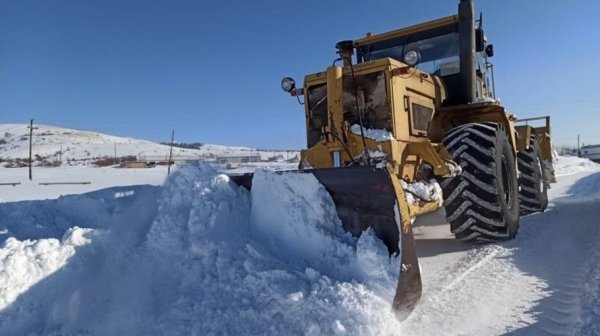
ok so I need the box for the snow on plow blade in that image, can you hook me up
[229,166,422,321]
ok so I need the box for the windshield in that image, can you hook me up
[363,32,460,75]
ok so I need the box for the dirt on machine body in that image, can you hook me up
[231,0,555,321]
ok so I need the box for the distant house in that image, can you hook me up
[217,153,261,164]
[123,161,149,168]
[580,145,600,163]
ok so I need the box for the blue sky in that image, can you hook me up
[1,0,598,149]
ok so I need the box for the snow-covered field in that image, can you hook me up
[0,124,299,165]
[0,155,599,335]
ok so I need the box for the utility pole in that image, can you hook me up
[114,141,117,164]
[578,134,581,157]
[167,130,175,175]
[27,119,38,180]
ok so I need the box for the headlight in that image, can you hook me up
[281,77,296,92]
[403,50,420,66]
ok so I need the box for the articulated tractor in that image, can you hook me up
[232,0,555,320]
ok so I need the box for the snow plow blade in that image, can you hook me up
[229,166,422,321]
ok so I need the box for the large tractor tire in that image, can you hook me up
[517,137,548,215]
[441,122,520,242]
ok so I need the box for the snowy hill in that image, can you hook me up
[0,156,599,335]
[0,124,298,166]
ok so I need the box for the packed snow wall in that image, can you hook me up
[0,165,402,335]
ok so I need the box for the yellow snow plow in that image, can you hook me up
[231,0,554,320]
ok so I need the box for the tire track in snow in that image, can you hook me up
[402,240,546,336]
[402,169,600,336]
[575,237,600,336]
[438,247,501,295]
[505,206,599,334]
[506,171,600,335]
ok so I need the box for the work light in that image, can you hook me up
[281,77,296,92]
[403,50,420,66]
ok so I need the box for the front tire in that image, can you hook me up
[441,122,520,242]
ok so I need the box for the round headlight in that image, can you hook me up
[403,50,420,66]
[281,77,296,92]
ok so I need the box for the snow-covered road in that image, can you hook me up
[406,158,600,335]
[0,156,598,335]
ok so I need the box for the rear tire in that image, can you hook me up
[517,137,548,214]
[441,122,520,242]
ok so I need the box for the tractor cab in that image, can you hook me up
[353,0,495,106]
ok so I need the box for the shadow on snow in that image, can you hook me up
[503,172,600,335]
[0,185,163,335]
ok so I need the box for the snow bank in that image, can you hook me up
[0,165,402,335]
[251,170,400,292]
[146,164,250,254]
[558,167,600,203]
[146,168,402,335]
[554,155,600,177]
[250,170,355,276]
[0,227,96,310]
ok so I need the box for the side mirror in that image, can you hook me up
[475,28,485,52]
[485,44,494,57]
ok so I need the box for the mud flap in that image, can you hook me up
[228,166,422,321]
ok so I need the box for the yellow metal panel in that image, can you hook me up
[389,69,436,143]
[515,116,553,163]
[300,145,332,169]
[386,164,413,234]
[514,125,533,151]
[430,103,519,156]
[406,142,454,177]
[326,66,344,148]
[305,58,395,84]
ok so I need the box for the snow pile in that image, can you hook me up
[145,167,402,335]
[0,227,95,310]
[367,149,388,158]
[553,155,600,177]
[559,164,600,203]
[543,158,600,230]
[250,169,355,274]
[251,170,400,292]
[0,165,402,335]
[350,124,395,141]
[401,179,443,205]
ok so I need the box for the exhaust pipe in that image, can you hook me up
[458,0,475,104]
